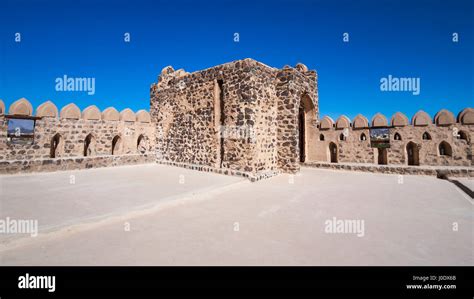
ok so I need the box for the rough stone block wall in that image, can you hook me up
[275,66,318,173]
[150,59,318,176]
[314,109,473,167]
[387,124,472,166]
[151,79,218,167]
[0,154,154,174]
[2,61,470,178]
[0,99,155,174]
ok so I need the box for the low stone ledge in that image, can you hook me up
[0,154,154,175]
[156,160,280,182]
[303,162,473,178]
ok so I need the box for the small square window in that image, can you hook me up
[7,118,35,145]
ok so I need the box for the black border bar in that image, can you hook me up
[0,266,472,298]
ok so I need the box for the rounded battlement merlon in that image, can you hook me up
[102,107,120,121]
[352,114,369,129]
[36,101,58,118]
[136,110,151,123]
[335,115,351,129]
[412,110,431,126]
[0,99,5,115]
[319,116,335,130]
[120,108,136,122]
[391,112,409,127]
[371,113,388,127]
[319,108,472,131]
[9,98,33,116]
[434,109,455,126]
[458,107,474,124]
[60,103,81,120]
[82,105,101,120]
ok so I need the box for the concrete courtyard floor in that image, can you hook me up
[0,165,472,266]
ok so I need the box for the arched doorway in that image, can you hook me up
[137,134,148,154]
[298,106,305,162]
[438,141,452,157]
[406,142,419,166]
[298,94,316,163]
[112,136,122,155]
[377,148,387,165]
[329,142,338,163]
[50,133,62,158]
[84,134,96,157]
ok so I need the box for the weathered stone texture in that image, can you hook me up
[0,154,154,174]
[150,58,318,176]
[315,113,473,167]
[1,60,472,179]
[0,100,154,174]
[304,162,473,178]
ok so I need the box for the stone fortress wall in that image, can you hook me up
[151,58,472,179]
[150,58,318,178]
[0,98,155,174]
[0,58,472,178]
[313,109,474,168]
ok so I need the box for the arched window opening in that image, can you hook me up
[422,132,431,140]
[439,141,452,157]
[329,142,338,163]
[360,133,366,141]
[394,133,402,141]
[339,133,345,141]
[458,130,468,141]
[50,133,61,158]
[137,134,148,154]
[112,135,122,155]
[319,134,325,141]
[84,134,95,157]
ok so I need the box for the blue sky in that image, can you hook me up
[0,0,472,121]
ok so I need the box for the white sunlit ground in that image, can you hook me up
[0,164,472,266]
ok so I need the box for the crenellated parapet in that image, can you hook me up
[2,59,471,178]
[318,108,473,130]
[0,98,155,174]
[314,108,474,167]
[4,98,151,123]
